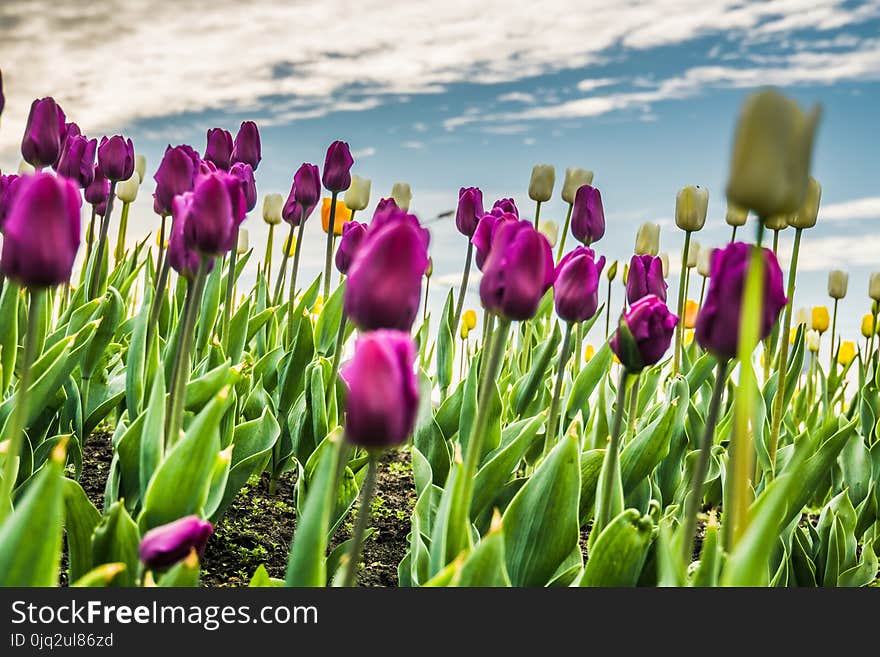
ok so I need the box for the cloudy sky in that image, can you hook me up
[2,0,880,348]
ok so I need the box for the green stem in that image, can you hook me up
[556,203,573,263]
[682,359,728,563]
[772,229,780,254]
[327,314,347,408]
[221,229,240,352]
[87,181,118,300]
[147,242,171,349]
[323,191,339,300]
[544,322,573,457]
[533,200,542,228]
[730,225,738,243]
[287,213,308,348]
[726,221,765,549]
[264,223,275,284]
[673,231,692,374]
[342,453,378,587]
[573,321,584,376]
[114,201,130,264]
[0,289,43,520]
[82,206,97,286]
[768,227,802,475]
[423,277,430,324]
[272,222,295,306]
[604,277,613,339]
[154,214,167,287]
[595,367,630,533]
[452,241,473,341]
[699,276,707,308]
[626,374,641,442]
[165,256,210,447]
[829,298,839,372]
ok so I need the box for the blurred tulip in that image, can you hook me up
[20,97,66,168]
[675,185,709,232]
[696,246,714,278]
[561,167,594,204]
[570,184,605,245]
[262,193,283,225]
[684,299,699,329]
[490,197,519,218]
[788,177,821,229]
[284,233,298,257]
[455,187,484,237]
[838,341,856,367]
[806,329,820,353]
[528,164,555,202]
[828,270,848,299]
[635,222,660,256]
[687,240,700,268]
[659,253,670,278]
[344,175,372,212]
[391,182,412,211]
[135,154,147,183]
[237,228,249,254]
[870,273,880,302]
[139,516,213,571]
[17,160,35,175]
[231,121,261,171]
[322,141,354,192]
[794,307,810,326]
[116,173,140,204]
[0,173,21,226]
[862,314,876,338]
[538,219,558,248]
[168,195,204,279]
[204,128,233,170]
[463,309,477,331]
[230,162,257,212]
[725,203,749,227]
[762,214,788,231]
[610,294,677,372]
[811,306,830,333]
[584,344,595,362]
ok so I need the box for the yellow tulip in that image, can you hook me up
[312,295,324,315]
[789,328,798,345]
[463,309,477,331]
[584,344,596,362]
[460,323,469,340]
[837,341,856,367]
[684,299,699,330]
[283,233,297,257]
[861,314,875,339]
[811,306,830,333]
[684,329,694,346]
[321,197,352,235]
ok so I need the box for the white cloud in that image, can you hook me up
[575,77,618,92]
[819,196,880,221]
[351,147,376,158]
[0,0,878,153]
[497,92,536,104]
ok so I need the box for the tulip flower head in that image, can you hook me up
[570,184,605,245]
[472,211,517,271]
[55,134,97,188]
[335,220,368,275]
[606,259,618,282]
[762,214,788,231]
[262,193,283,225]
[861,314,875,339]
[806,329,820,353]
[491,197,519,218]
[283,162,321,226]
[455,187,484,237]
[870,273,880,302]
[528,164,555,202]
[675,185,709,232]
[0,174,21,226]
[838,341,856,367]
[341,330,419,450]
[139,515,213,571]
[659,253,670,278]
[169,194,209,279]
[811,306,830,334]
[97,135,135,182]
[391,182,412,211]
[726,89,820,218]
[687,241,700,269]
[230,162,257,213]
[695,242,787,360]
[204,128,234,170]
[231,121,261,171]
[0,173,81,287]
[584,344,596,362]
[684,299,699,329]
[479,220,554,321]
[344,209,430,331]
[135,154,147,183]
[321,197,352,235]
[610,294,678,372]
[626,254,667,304]
[561,167,594,205]
[463,309,477,331]
[553,246,605,323]
[153,145,200,216]
[179,171,246,258]
[697,246,714,278]
[538,220,558,248]
[322,140,354,192]
[725,203,749,227]
[827,270,848,300]
[84,167,110,206]
[20,97,66,168]
[344,175,372,212]
[794,307,809,326]
[635,222,660,256]
[237,228,250,255]
[788,177,821,229]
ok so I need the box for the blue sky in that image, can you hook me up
[2,0,880,352]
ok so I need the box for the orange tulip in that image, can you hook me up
[684,299,699,330]
[321,197,352,235]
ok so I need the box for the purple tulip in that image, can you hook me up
[181,171,245,257]
[229,162,257,213]
[570,184,605,245]
[322,140,354,192]
[626,254,667,304]
[0,174,22,227]
[491,197,519,218]
[282,163,321,225]
[20,97,66,168]
[153,145,200,216]
[169,193,209,279]
[54,134,97,188]
[472,211,517,271]
[0,173,81,287]
[94,199,107,217]
[335,220,368,274]
[455,187,484,237]
[54,122,82,168]
[610,294,678,372]
[341,330,419,449]
[139,515,213,571]
[695,242,787,360]
[554,246,606,323]
[97,135,135,181]
[84,166,110,206]
[231,121,261,171]
[479,220,554,321]
[344,212,430,331]
[204,128,233,170]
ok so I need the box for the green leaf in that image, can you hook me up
[314,283,345,357]
[435,289,455,393]
[453,515,511,587]
[0,281,20,394]
[62,478,102,583]
[92,501,141,587]
[578,509,653,587]
[565,344,613,425]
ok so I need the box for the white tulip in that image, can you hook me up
[675,185,709,232]
[788,177,821,229]
[762,214,788,231]
[135,154,147,183]
[697,246,714,278]
[827,270,848,300]
[561,167,593,204]
[806,329,820,353]
[237,228,249,255]
[869,273,880,302]
[391,182,412,211]
[686,240,700,268]
[345,175,372,211]
[116,173,139,203]
[635,222,660,256]
[262,193,283,225]
[538,220,558,248]
[794,307,810,326]
[725,203,748,227]
[528,164,555,202]
[659,252,670,278]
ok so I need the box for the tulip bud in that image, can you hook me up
[205,128,233,171]
[610,295,678,372]
[97,135,135,182]
[335,221,368,275]
[686,240,700,269]
[180,171,245,257]
[627,254,667,304]
[635,222,660,256]
[811,306,829,333]
[659,253,670,278]
[838,341,856,367]
[561,167,594,204]
[538,219,558,248]
[725,203,748,227]
[344,175,371,212]
[553,246,605,323]
[425,257,433,278]
[695,242,787,359]
[152,145,199,216]
[861,314,875,339]
[684,299,699,329]
[806,329,820,353]
[231,121,261,171]
[230,162,256,213]
[139,515,213,571]
[794,307,809,326]
[455,187,484,238]
[322,140,354,192]
[463,309,477,331]
[606,260,618,281]
[284,233,297,258]
[571,185,605,245]
[697,246,713,278]
[675,185,709,232]
[827,270,848,300]
[262,193,283,225]
[237,228,249,255]
[583,344,595,362]
[491,197,519,218]
[55,134,97,189]
[283,163,321,226]
[321,197,352,235]
[391,182,412,211]
[870,272,880,302]
[134,154,147,182]
[726,89,821,218]
[788,177,821,229]
[762,214,788,231]
[460,323,470,340]
[21,97,66,168]
[116,173,140,204]
[472,211,517,271]
[0,173,81,288]
[528,164,555,202]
